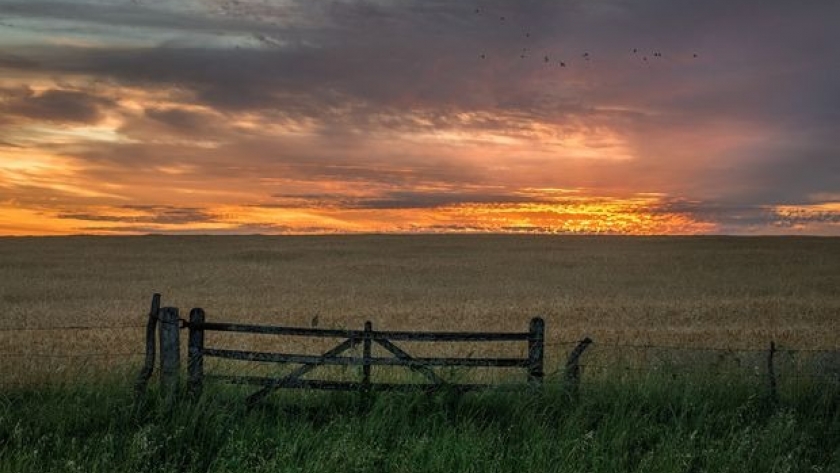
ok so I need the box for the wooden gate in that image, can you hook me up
[135,294,546,405]
[187,309,545,404]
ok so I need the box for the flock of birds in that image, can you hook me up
[473,7,700,67]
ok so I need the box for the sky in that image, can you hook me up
[0,0,838,235]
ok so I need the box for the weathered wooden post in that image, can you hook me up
[188,308,205,399]
[768,341,778,404]
[528,317,545,387]
[363,321,373,391]
[565,337,593,395]
[159,307,181,404]
[134,293,161,400]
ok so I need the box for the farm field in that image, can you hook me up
[0,235,839,383]
[1,235,839,473]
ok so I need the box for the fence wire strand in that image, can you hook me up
[0,321,837,391]
[0,352,145,359]
[544,339,837,354]
[0,324,147,332]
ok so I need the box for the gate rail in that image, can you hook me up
[137,295,545,405]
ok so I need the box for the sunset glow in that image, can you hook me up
[1,1,838,235]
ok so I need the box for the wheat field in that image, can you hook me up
[1,235,838,384]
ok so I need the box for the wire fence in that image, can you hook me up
[0,325,837,356]
[0,324,147,332]
[1,322,838,391]
[0,323,149,359]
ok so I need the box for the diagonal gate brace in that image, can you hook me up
[374,337,445,385]
[247,337,357,405]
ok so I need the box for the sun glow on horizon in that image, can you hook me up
[0,192,725,236]
[1,1,838,236]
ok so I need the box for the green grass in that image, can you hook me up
[1,236,838,471]
[1,374,838,473]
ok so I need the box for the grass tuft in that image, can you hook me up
[1,374,838,473]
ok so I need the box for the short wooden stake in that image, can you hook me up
[188,308,205,399]
[134,293,161,400]
[768,341,778,404]
[565,337,593,395]
[528,317,545,387]
[159,307,181,405]
[363,321,373,391]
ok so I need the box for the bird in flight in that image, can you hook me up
[472,7,700,68]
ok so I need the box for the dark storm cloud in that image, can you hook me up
[58,206,215,225]
[0,1,590,115]
[1,0,839,234]
[773,208,840,227]
[5,0,839,118]
[0,1,267,35]
[5,0,835,134]
[143,107,218,133]
[655,199,840,234]
[81,222,337,235]
[720,146,840,207]
[655,201,777,228]
[0,54,39,69]
[0,87,114,124]
[270,189,540,209]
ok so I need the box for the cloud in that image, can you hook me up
[143,107,216,131]
[0,54,40,69]
[56,205,216,225]
[0,87,114,124]
[270,189,543,210]
[0,0,838,234]
[772,204,840,227]
[77,222,341,235]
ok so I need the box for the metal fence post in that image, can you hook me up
[528,317,545,387]
[188,308,205,399]
[159,307,181,405]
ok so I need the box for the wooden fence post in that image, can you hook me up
[363,321,373,391]
[188,308,205,399]
[134,293,161,400]
[528,317,545,387]
[159,307,181,404]
[565,337,593,395]
[768,341,778,404]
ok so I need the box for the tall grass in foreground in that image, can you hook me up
[1,373,838,473]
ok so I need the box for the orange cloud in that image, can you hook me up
[1,1,838,236]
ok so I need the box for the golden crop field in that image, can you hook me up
[1,235,838,384]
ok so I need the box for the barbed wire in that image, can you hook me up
[0,324,147,332]
[544,340,838,353]
[575,363,834,381]
[0,324,836,363]
[0,352,145,359]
